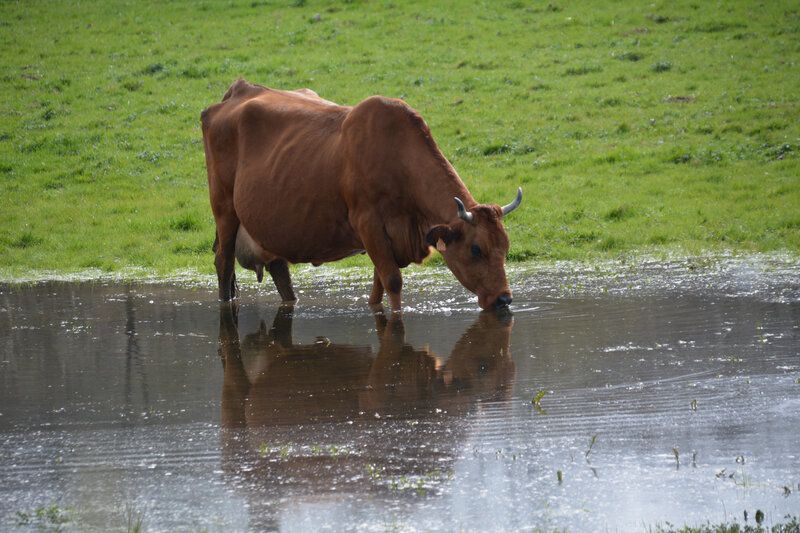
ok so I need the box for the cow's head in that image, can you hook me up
[425,188,522,311]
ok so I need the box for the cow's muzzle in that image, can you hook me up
[494,294,513,309]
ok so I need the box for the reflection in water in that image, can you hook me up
[124,290,150,425]
[1,264,797,531]
[218,304,514,530]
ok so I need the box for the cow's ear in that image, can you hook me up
[425,225,457,249]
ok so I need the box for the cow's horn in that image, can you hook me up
[501,187,523,216]
[454,197,474,222]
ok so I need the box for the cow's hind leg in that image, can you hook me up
[214,234,239,299]
[267,259,296,303]
[213,219,239,301]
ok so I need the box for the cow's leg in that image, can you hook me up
[213,215,240,301]
[267,259,297,303]
[380,267,403,313]
[215,238,237,301]
[369,269,387,315]
[212,234,237,299]
[361,231,403,314]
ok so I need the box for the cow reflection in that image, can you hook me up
[219,305,514,529]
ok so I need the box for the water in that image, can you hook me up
[1,258,798,532]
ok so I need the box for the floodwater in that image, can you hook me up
[1,258,798,532]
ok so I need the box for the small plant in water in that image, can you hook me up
[387,471,453,496]
[532,389,547,404]
[735,465,752,488]
[258,441,295,459]
[16,504,74,527]
[532,389,548,414]
[366,463,383,481]
[327,444,344,458]
[125,503,146,533]
[716,468,735,479]
[585,434,598,457]
[280,442,295,460]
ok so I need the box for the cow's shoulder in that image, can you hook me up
[342,95,446,178]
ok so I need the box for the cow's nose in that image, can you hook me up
[495,294,513,308]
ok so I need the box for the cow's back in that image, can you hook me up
[202,80,360,264]
[202,79,345,195]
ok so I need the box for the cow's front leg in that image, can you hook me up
[369,269,387,315]
[268,259,297,303]
[365,248,403,314]
[382,268,403,313]
[369,263,402,313]
[357,217,404,314]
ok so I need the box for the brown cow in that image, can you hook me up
[202,79,522,312]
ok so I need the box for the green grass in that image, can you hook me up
[1,0,798,278]
[14,504,74,528]
[650,514,800,533]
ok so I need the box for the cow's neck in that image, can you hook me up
[416,162,476,226]
[398,114,478,226]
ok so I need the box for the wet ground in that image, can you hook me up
[1,257,799,532]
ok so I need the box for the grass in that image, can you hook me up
[125,503,145,533]
[650,514,800,533]
[1,0,798,279]
[14,504,74,529]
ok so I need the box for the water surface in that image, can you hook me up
[1,258,798,531]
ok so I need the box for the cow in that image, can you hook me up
[202,78,522,312]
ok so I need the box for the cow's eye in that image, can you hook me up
[470,245,483,258]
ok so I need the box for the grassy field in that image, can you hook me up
[1,0,798,279]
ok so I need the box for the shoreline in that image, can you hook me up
[2,251,797,304]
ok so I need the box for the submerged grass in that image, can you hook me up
[649,514,800,533]
[14,504,74,528]
[1,0,798,279]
